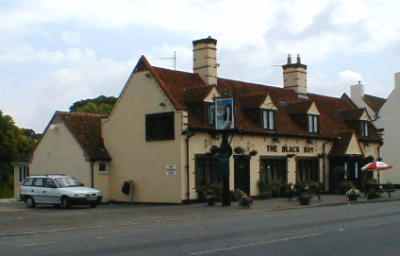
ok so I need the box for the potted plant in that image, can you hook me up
[236,190,253,208]
[234,146,245,155]
[202,185,220,206]
[298,192,312,205]
[298,185,312,205]
[340,180,354,194]
[346,187,361,201]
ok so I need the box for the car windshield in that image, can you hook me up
[54,177,81,188]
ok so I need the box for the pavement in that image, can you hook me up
[1,193,400,255]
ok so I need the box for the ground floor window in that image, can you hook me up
[19,165,29,182]
[260,158,287,185]
[297,158,319,184]
[195,155,221,191]
[329,157,372,193]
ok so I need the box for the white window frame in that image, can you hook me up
[361,121,369,137]
[308,114,319,134]
[262,110,276,130]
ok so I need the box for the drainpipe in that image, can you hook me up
[322,142,328,191]
[90,161,95,188]
[184,130,195,203]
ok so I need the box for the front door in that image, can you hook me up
[234,156,250,195]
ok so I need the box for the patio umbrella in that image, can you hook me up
[362,161,392,184]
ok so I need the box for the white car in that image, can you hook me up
[20,175,102,208]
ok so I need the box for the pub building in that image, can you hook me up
[184,37,382,199]
[25,36,383,204]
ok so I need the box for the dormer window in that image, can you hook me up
[308,114,319,134]
[208,103,215,127]
[262,110,276,130]
[361,120,369,137]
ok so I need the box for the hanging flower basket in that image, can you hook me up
[234,146,245,154]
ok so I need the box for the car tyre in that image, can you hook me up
[61,197,71,209]
[89,203,97,208]
[25,197,35,208]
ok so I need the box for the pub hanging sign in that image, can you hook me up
[266,145,315,154]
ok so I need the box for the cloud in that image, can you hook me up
[0,46,134,131]
[1,0,399,131]
[339,70,363,85]
[60,31,81,45]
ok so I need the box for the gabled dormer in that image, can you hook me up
[260,95,278,131]
[340,108,372,138]
[287,101,320,134]
[184,86,220,128]
[240,93,278,131]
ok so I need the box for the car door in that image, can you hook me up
[32,178,45,203]
[43,178,60,204]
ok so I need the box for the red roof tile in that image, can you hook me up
[137,56,382,142]
[56,112,111,161]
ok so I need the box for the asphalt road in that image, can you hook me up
[1,201,400,255]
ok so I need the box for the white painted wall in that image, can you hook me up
[381,82,400,184]
[30,122,92,186]
[103,70,183,203]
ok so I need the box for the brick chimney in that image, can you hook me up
[193,36,218,86]
[282,54,307,94]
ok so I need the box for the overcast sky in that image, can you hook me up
[1,0,399,132]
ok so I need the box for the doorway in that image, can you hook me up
[234,156,250,195]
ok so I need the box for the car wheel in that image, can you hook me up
[89,203,97,208]
[25,197,35,208]
[61,197,71,209]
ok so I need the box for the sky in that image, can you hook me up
[1,0,399,132]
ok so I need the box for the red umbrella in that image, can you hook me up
[362,161,393,184]
[362,161,392,171]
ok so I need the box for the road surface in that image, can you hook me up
[1,201,399,255]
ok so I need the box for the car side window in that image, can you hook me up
[44,178,57,188]
[23,178,33,186]
[33,178,44,187]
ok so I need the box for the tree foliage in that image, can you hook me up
[0,111,39,185]
[69,95,117,115]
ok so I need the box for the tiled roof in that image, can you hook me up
[329,133,354,156]
[55,112,111,161]
[135,56,382,142]
[363,94,386,113]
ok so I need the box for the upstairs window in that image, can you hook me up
[308,114,319,134]
[208,103,215,127]
[99,162,107,172]
[262,110,276,130]
[361,121,369,137]
[145,112,175,141]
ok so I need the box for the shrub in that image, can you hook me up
[298,192,312,205]
[340,180,354,194]
[236,189,253,208]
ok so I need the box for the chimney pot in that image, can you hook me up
[282,54,307,94]
[287,54,292,64]
[296,54,301,64]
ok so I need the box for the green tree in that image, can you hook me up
[0,111,38,188]
[69,95,117,115]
